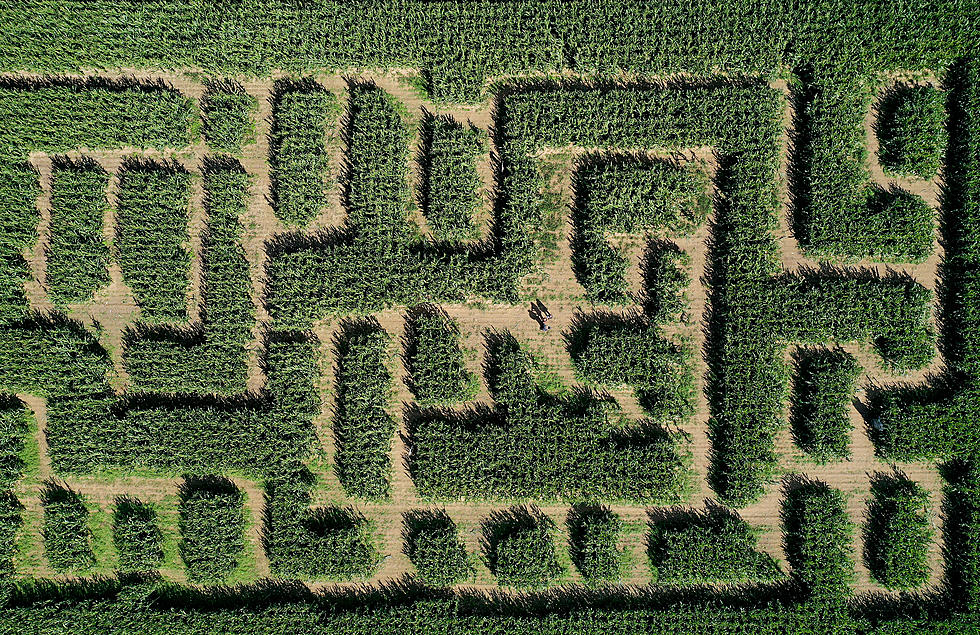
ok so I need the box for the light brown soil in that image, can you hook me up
[9,69,952,595]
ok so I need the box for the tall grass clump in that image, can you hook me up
[402,509,472,586]
[482,506,564,588]
[402,305,478,405]
[45,156,110,306]
[41,480,95,573]
[115,157,192,323]
[178,475,246,584]
[201,79,256,154]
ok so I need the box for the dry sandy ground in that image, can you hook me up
[8,69,951,593]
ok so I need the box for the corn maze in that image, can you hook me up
[0,2,979,633]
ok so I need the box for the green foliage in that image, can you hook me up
[863,473,931,590]
[201,79,256,154]
[943,460,980,611]
[177,475,245,584]
[647,504,781,584]
[643,242,690,323]
[0,159,40,324]
[45,335,318,476]
[263,477,381,580]
[0,316,110,397]
[782,480,854,602]
[333,319,397,500]
[115,157,192,323]
[482,506,564,589]
[0,397,30,487]
[567,503,626,583]
[45,156,110,306]
[418,112,484,243]
[409,330,692,501]
[0,77,197,158]
[403,305,478,405]
[791,72,935,263]
[123,156,253,394]
[571,153,708,304]
[876,83,946,179]
[568,311,694,420]
[0,398,29,576]
[790,347,861,462]
[269,78,338,225]
[41,480,94,573]
[112,496,164,573]
[402,509,472,587]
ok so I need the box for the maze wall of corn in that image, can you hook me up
[0,1,979,632]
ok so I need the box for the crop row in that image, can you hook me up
[332,319,397,500]
[268,78,339,226]
[570,153,708,304]
[45,157,111,306]
[177,475,246,584]
[115,157,192,323]
[402,305,478,405]
[789,347,860,462]
[416,112,484,243]
[408,329,693,501]
[790,71,935,263]
[872,61,980,463]
[123,156,254,395]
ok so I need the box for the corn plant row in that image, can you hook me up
[0,399,30,576]
[789,347,860,463]
[568,311,694,422]
[264,81,473,327]
[782,480,854,603]
[115,157,192,323]
[481,505,564,589]
[123,156,254,395]
[178,475,246,584]
[876,83,946,179]
[0,77,196,159]
[263,472,381,580]
[862,473,932,590]
[872,61,980,462]
[45,157,110,306]
[268,78,339,226]
[647,504,782,585]
[790,71,934,263]
[45,336,318,476]
[332,319,397,500]
[112,496,164,574]
[570,153,708,304]
[402,509,473,587]
[201,79,257,155]
[402,305,478,406]
[566,503,626,584]
[416,112,484,243]
[41,480,95,573]
[408,330,693,501]
[2,2,974,101]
